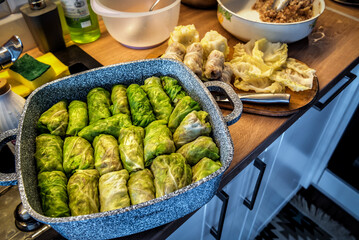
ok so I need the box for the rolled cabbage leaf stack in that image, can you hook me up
[128,169,155,205]
[99,170,130,212]
[67,169,100,216]
[183,43,203,78]
[177,136,220,166]
[204,50,225,80]
[142,77,173,123]
[192,157,222,183]
[66,100,88,136]
[118,126,145,173]
[78,113,132,142]
[93,134,122,176]
[126,84,156,128]
[161,42,186,62]
[37,100,68,137]
[110,85,130,116]
[38,171,70,217]
[160,76,187,106]
[63,136,94,177]
[150,153,192,198]
[144,120,176,167]
[87,87,111,125]
[173,110,211,148]
[35,134,64,173]
[168,96,201,132]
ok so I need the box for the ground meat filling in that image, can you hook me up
[253,0,314,23]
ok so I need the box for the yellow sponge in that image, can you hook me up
[0,53,70,97]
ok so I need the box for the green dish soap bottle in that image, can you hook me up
[60,0,100,44]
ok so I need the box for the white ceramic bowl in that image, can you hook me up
[217,0,325,43]
[91,0,181,49]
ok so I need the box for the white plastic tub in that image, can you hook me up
[91,0,181,49]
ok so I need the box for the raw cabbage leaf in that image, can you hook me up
[233,78,285,93]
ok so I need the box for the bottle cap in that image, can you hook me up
[28,0,47,10]
[0,78,11,95]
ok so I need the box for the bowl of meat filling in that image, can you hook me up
[216,0,325,43]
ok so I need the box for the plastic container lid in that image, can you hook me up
[0,78,10,95]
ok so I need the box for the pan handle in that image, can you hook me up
[0,129,18,186]
[203,81,243,126]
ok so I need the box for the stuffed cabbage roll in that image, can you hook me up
[37,100,68,137]
[110,85,130,116]
[66,100,88,136]
[176,136,220,166]
[192,157,222,183]
[63,136,94,177]
[126,84,156,128]
[67,169,99,216]
[160,76,187,106]
[168,96,201,132]
[142,77,173,123]
[184,43,203,78]
[128,169,155,205]
[78,113,132,142]
[161,42,186,62]
[87,87,111,125]
[38,171,70,217]
[173,111,211,148]
[118,126,145,173]
[93,134,122,176]
[204,50,225,80]
[151,153,192,198]
[35,133,64,173]
[99,170,130,212]
[144,120,176,167]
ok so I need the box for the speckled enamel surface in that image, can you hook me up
[12,59,242,239]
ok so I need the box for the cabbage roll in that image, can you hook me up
[63,136,94,177]
[151,153,192,198]
[126,84,156,127]
[176,136,220,166]
[34,133,64,173]
[168,96,201,132]
[118,126,145,173]
[110,85,130,116]
[168,24,200,48]
[192,157,222,183]
[142,77,173,123]
[161,42,186,62]
[160,76,187,106]
[38,171,70,217]
[67,169,99,216]
[93,134,122,176]
[144,120,176,167]
[220,62,234,85]
[99,170,130,212]
[184,43,203,78]
[78,113,132,142]
[200,30,230,60]
[173,111,211,148]
[37,100,68,137]
[128,169,155,205]
[204,50,225,80]
[87,87,111,125]
[66,100,88,136]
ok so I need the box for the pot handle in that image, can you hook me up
[204,81,243,126]
[0,129,18,186]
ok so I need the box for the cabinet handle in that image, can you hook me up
[210,190,229,240]
[243,158,266,210]
[314,72,357,111]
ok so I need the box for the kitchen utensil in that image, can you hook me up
[272,0,291,11]
[214,92,290,104]
[149,0,161,11]
[91,0,180,49]
[216,0,325,43]
[0,58,242,239]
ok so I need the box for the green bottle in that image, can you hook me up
[60,0,100,44]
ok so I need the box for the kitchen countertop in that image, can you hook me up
[24,1,358,239]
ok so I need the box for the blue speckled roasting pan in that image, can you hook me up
[11,59,242,239]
